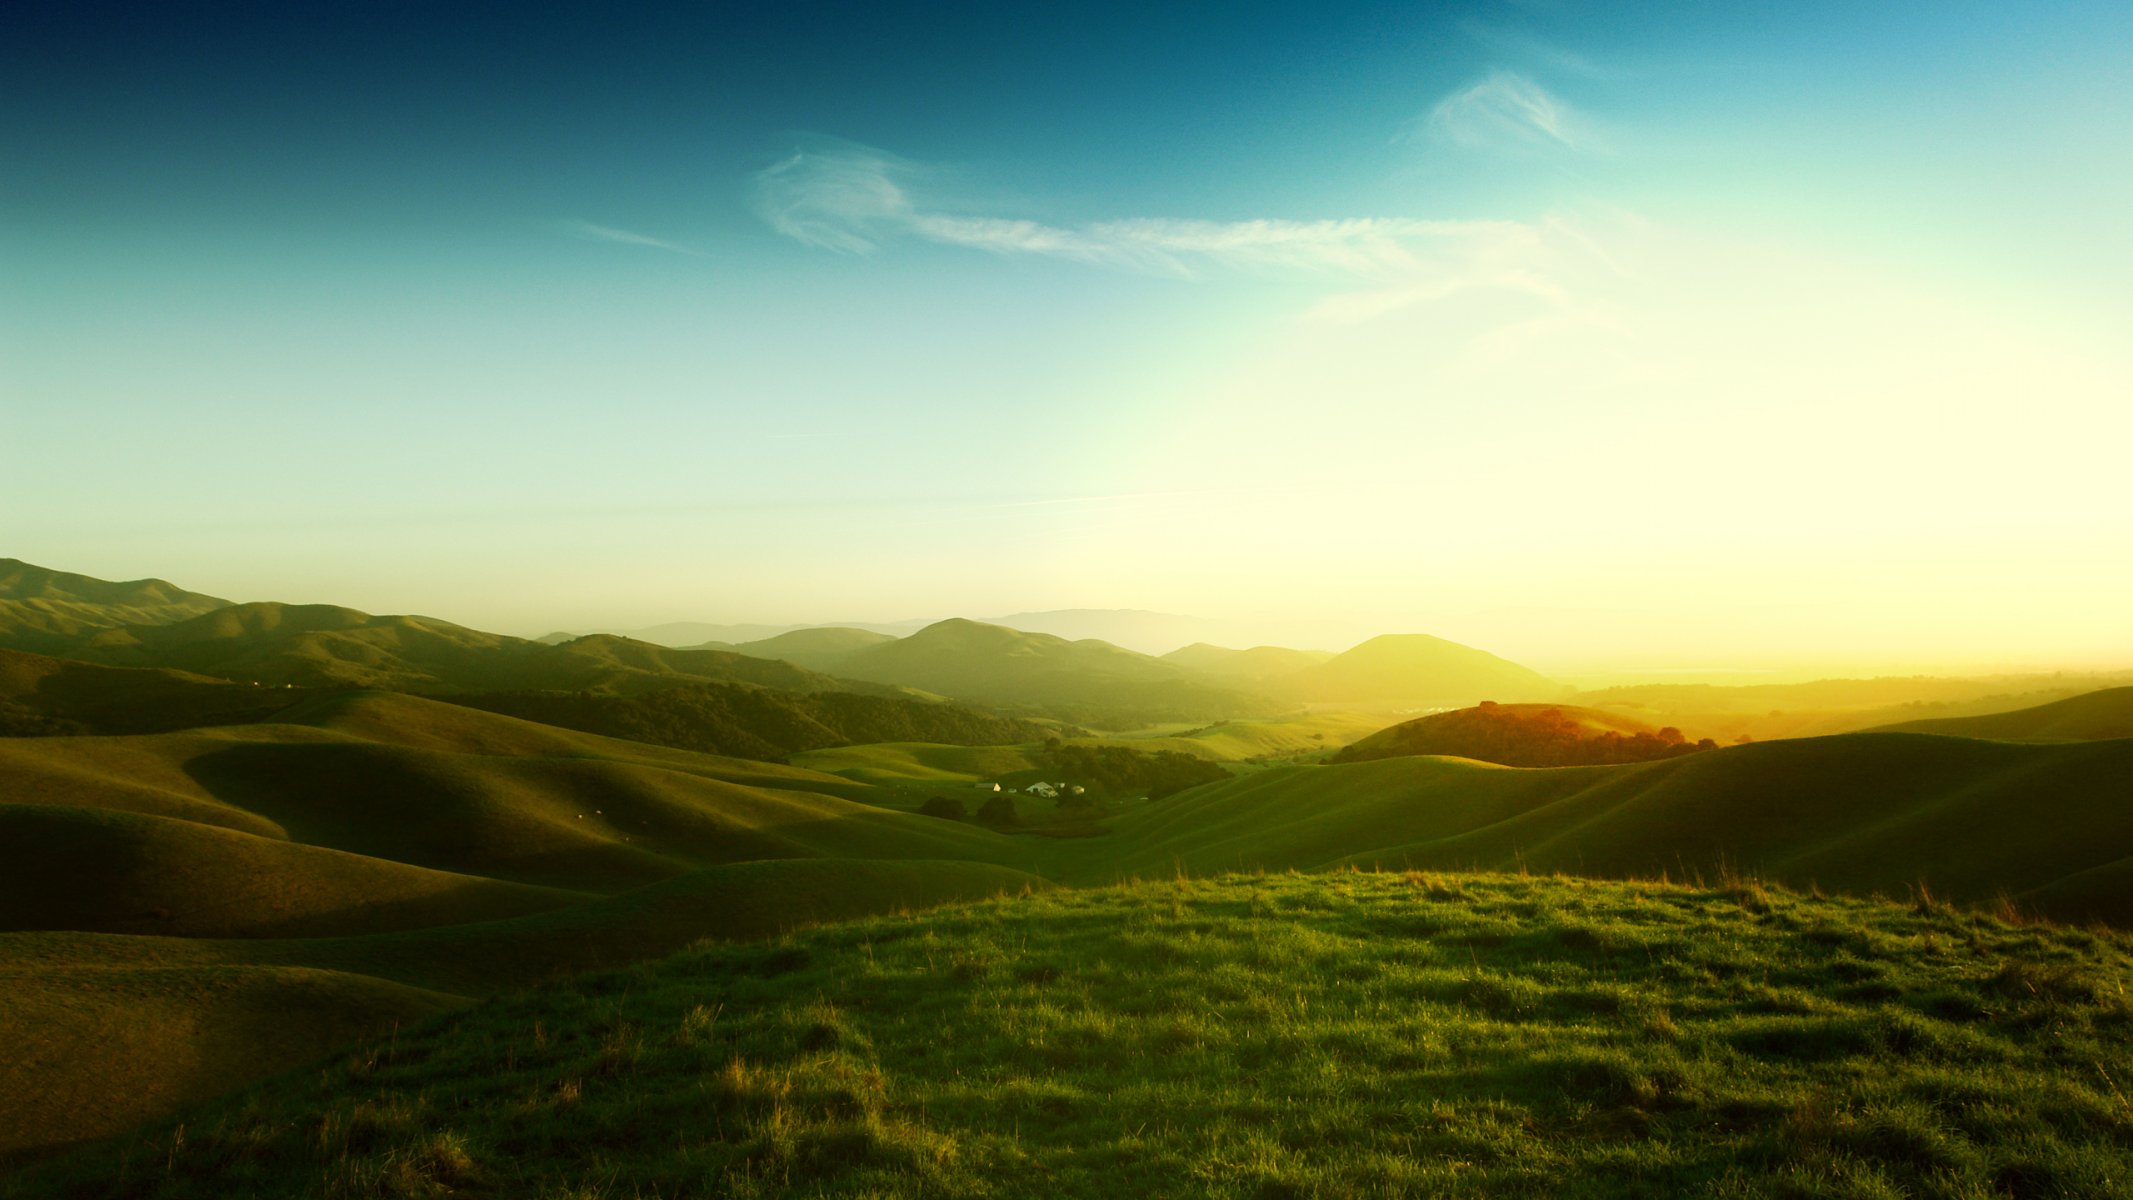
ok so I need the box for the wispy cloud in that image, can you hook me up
[1426,71,1589,151]
[554,219,705,257]
[754,141,1532,279]
[1458,20,1611,79]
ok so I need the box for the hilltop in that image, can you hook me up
[1289,632,1563,707]
[15,872,2133,1198]
[1867,686,2133,742]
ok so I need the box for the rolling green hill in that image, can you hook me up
[1867,686,2133,742]
[1082,733,2133,922]
[0,558,230,655]
[16,872,2133,1198]
[0,697,1052,1157]
[831,618,1276,726]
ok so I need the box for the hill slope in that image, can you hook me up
[16,872,2133,1198]
[41,601,876,696]
[447,680,1062,762]
[728,626,898,672]
[1333,702,1707,767]
[1083,733,2133,922]
[1867,686,2133,742]
[0,696,1050,1156]
[0,647,313,735]
[0,558,230,654]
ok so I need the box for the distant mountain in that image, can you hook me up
[41,601,873,696]
[1288,634,1562,708]
[542,610,1241,655]
[1866,687,2133,742]
[830,618,1277,727]
[974,610,1232,656]
[1162,643,1333,685]
[0,557,230,654]
[729,626,898,672]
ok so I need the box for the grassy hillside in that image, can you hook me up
[16,871,2133,1198]
[0,697,1058,1157]
[1288,633,1563,707]
[792,741,1049,785]
[1573,673,2133,743]
[1868,686,2133,742]
[1333,702,1710,767]
[1076,710,1394,763]
[447,679,1057,763]
[0,558,230,655]
[0,647,315,735]
[832,619,1275,726]
[1083,734,2133,923]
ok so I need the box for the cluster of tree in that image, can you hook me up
[1334,703,1720,768]
[449,683,1059,763]
[1043,741,1230,801]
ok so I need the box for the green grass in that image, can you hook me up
[17,870,2133,1198]
[1070,710,1395,763]
[791,741,1048,785]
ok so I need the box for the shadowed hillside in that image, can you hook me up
[448,681,1063,762]
[1867,686,2133,742]
[0,648,317,735]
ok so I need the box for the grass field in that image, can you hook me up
[14,870,2133,1198]
[9,684,2133,1172]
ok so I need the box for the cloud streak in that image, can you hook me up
[753,142,1533,279]
[555,220,705,257]
[1426,71,1588,151]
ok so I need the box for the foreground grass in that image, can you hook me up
[15,871,2133,1198]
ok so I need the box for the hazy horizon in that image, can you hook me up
[7,2,2129,676]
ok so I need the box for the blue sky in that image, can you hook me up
[5,1,2130,669]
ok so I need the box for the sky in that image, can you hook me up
[4,1,2130,673]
